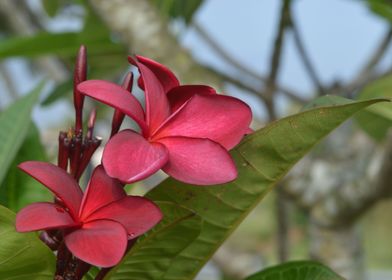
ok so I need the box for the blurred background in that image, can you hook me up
[0,0,391,280]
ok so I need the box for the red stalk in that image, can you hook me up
[110,72,133,137]
[73,45,87,132]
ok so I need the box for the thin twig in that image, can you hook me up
[264,0,292,263]
[263,0,292,120]
[343,28,392,95]
[290,13,326,95]
[276,185,290,262]
[0,0,68,82]
[193,21,262,81]
[192,20,305,104]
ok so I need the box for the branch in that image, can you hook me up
[288,130,392,229]
[343,28,392,95]
[290,13,326,95]
[88,0,223,89]
[192,20,306,104]
[321,132,392,228]
[265,0,293,263]
[192,21,263,82]
[0,0,68,82]
[263,0,292,120]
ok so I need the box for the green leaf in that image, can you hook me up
[245,261,344,280]
[0,5,127,80]
[42,0,61,17]
[41,79,72,106]
[0,81,43,185]
[354,109,391,141]
[0,32,124,59]
[366,0,392,22]
[355,74,392,141]
[0,6,124,60]
[0,205,55,279]
[0,124,51,211]
[105,202,202,280]
[151,0,204,24]
[0,32,78,58]
[302,95,353,111]
[146,98,388,279]
[83,267,100,280]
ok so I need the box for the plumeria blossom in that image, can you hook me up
[78,56,252,185]
[15,161,162,267]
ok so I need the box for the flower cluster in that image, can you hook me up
[15,46,252,276]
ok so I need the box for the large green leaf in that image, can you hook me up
[0,5,125,61]
[0,205,55,279]
[0,32,123,59]
[245,261,344,280]
[355,74,392,141]
[0,82,43,184]
[144,98,387,279]
[41,79,72,106]
[0,124,51,211]
[105,202,202,280]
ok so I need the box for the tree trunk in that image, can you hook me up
[309,219,365,280]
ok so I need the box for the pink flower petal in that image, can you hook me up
[102,130,169,184]
[65,220,127,267]
[153,94,252,150]
[79,165,126,220]
[131,58,171,133]
[84,196,162,238]
[158,136,237,185]
[18,161,83,219]
[77,80,148,134]
[132,55,180,94]
[245,127,254,134]
[16,202,76,232]
[166,85,216,113]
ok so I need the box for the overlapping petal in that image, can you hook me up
[64,220,127,267]
[79,165,126,220]
[131,55,180,94]
[152,94,252,150]
[16,202,77,232]
[166,85,216,113]
[158,136,237,185]
[84,196,162,238]
[18,162,83,219]
[103,130,169,184]
[131,59,171,133]
[77,80,148,134]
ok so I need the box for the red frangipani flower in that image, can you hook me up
[78,56,252,185]
[15,161,162,267]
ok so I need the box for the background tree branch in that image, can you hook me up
[88,0,224,90]
[0,0,68,83]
